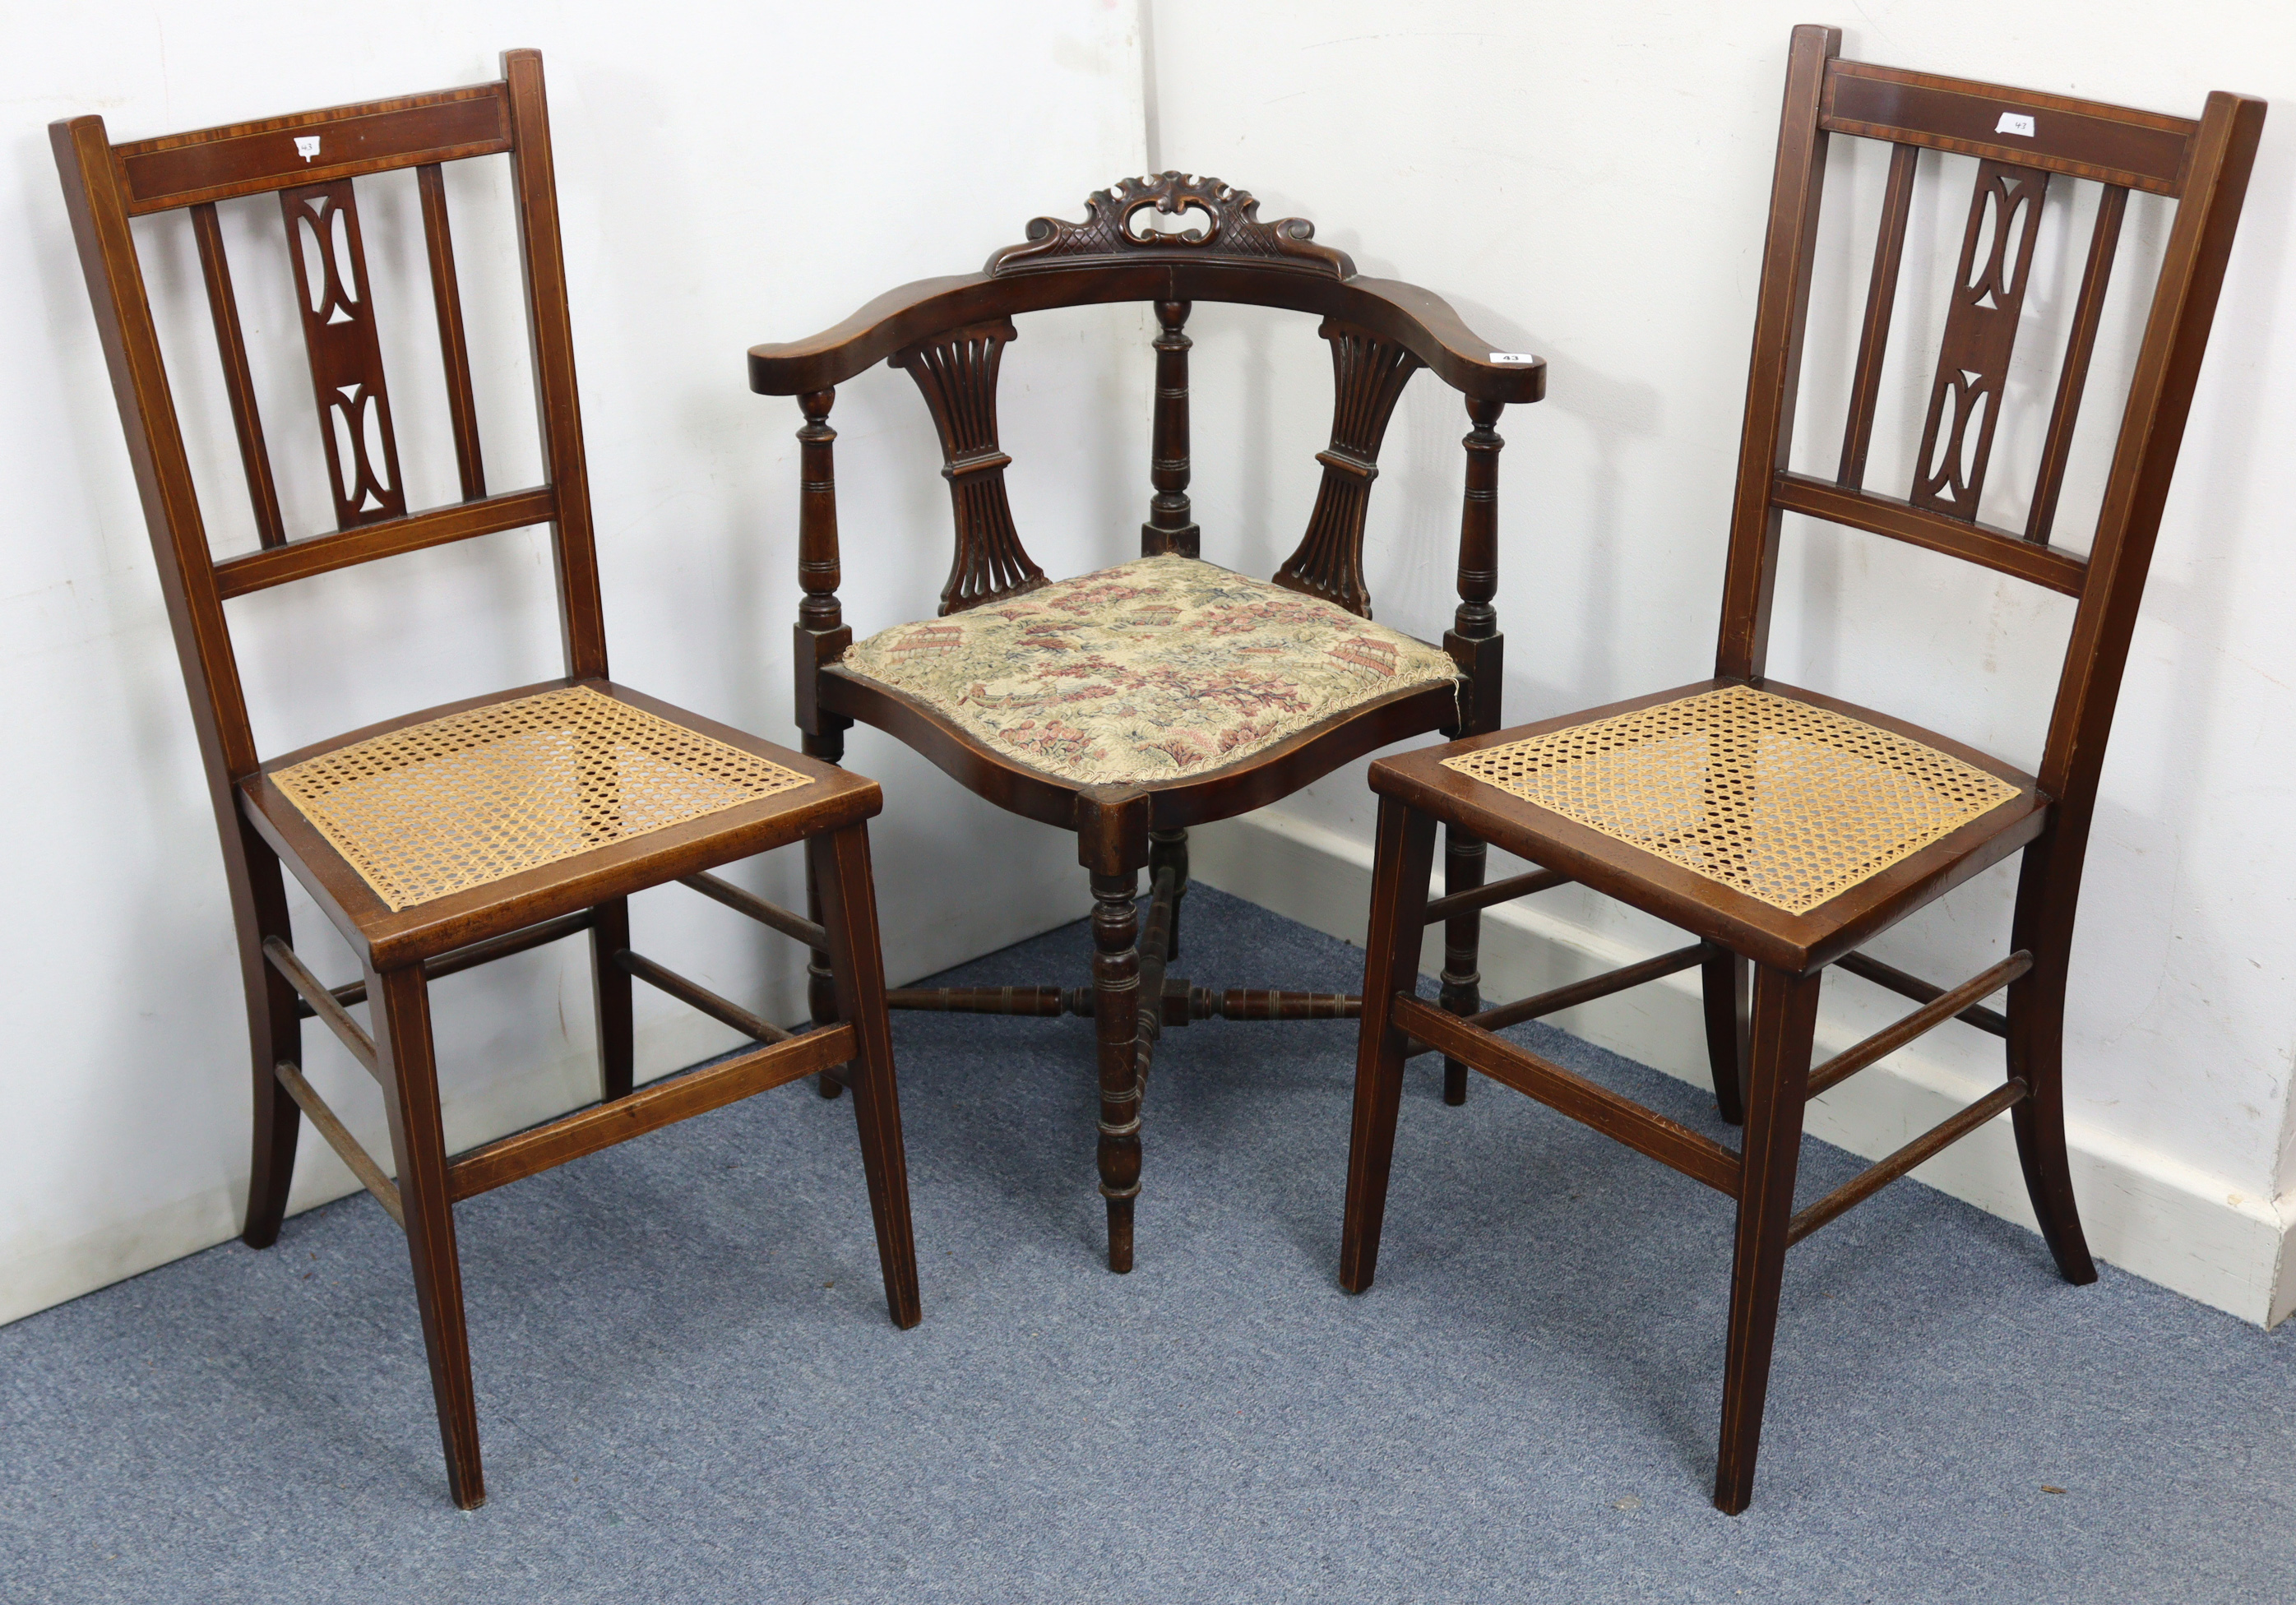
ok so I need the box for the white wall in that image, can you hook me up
[1149,0,2296,1322]
[11,0,2294,1333]
[0,0,1148,1324]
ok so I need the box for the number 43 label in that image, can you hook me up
[1488,352,1539,365]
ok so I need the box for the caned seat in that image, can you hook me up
[54,52,921,1510]
[1339,26,2264,1517]
[839,555,1460,788]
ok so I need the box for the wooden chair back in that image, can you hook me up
[1722,25,2265,830]
[51,49,599,793]
[749,172,1544,650]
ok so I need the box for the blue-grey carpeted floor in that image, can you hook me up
[3,887,2290,1602]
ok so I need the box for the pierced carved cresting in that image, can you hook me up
[893,319,1046,614]
[280,180,405,528]
[1274,321,1423,617]
[1911,161,2051,520]
[986,172,1354,280]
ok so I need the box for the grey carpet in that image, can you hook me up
[2,887,2289,1603]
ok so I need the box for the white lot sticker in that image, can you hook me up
[294,136,322,161]
[1488,352,1539,365]
[1995,112,2037,137]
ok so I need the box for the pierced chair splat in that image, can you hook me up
[750,172,1547,1273]
[53,49,921,1512]
[1337,25,2264,1515]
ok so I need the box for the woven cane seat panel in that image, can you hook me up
[838,554,1460,786]
[1441,685,2020,915]
[271,687,812,912]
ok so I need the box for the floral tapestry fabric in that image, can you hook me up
[838,554,1460,787]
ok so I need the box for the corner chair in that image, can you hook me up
[749,175,1545,1270]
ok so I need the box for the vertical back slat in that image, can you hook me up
[190,201,289,548]
[1836,142,1919,488]
[502,47,607,681]
[2024,185,2127,545]
[418,163,487,502]
[1909,161,2052,520]
[1715,22,1840,681]
[280,178,407,528]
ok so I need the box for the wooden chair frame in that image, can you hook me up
[1338,25,2264,1512]
[53,49,920,1510]
[749,174,1546,1273]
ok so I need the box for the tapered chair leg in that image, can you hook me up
[1148,826,1189,963]
[1700,944,1750,1126]
[368,962,485,1510]
[1439,823,1487,1106]
[809,823,922,1328]
[591,895,635,1101]
[238,839,303,1249]
[1090,868,1143,1273]
[1340,800,1439,1293]
[2006,951,2097,1285]
[1713,961,1822,1515]
[803,729,849,1100]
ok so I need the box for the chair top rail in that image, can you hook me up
[1822,59,2199,194]
[113,80,512,215]
[748,263,1544,402]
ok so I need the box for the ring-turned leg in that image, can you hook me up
[1340,798,1440,1293]
[1438,823,1486,1105]
[1090,867,1143,1273]
[810,822,921,1327]
[1713,962,1822,1515]
[368,961,484,1510]
[1700,943,1750,1126]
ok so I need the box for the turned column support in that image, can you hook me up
[794,387,853,1095]
[1141,298,1199,557]
[1440,395,1505,1103]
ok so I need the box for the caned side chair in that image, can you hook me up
[748,177,1545,1272]
[1340,25,2263,1512]
[53,50,920,1510]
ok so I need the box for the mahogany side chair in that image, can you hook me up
[748,177,1544,1274]
[53,50,920,1510]
[1339,25,2263,1513]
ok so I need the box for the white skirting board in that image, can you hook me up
[1188,807,2296,1330]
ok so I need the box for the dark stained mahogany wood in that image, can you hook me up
[1422,865,1569,923]
[211,485,559,598]
[274,1060,404,1226]
[2026,186,2127,544]
[1141,300,1200,557]
[1340,25,2265,1518]
[1803,951,2030,1097]
[753,168,1546,1271]
[1788,1079,2028,1244]
[1833,948,2010,1037]
[616,946,794,1045]
[1909,161,2050,520]
[1274,321,1423,616]
[280,178,405,525]
[52,50,921,1510]
[190,202,288,548]
[418,163,486,502]
[893,319,1045,613]
[1837,143,1919,490]
[448,1025,851,1200]
[118,86,512,214]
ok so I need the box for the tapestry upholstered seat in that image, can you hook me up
[840,555,1461,788]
